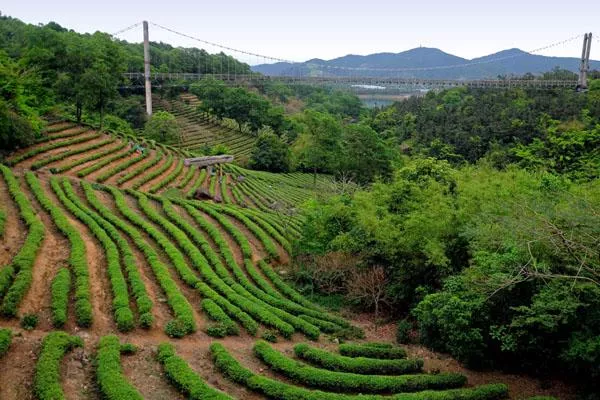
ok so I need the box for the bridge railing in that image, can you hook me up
[122,72,578,89]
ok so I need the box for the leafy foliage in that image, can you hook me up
[34,331,83,400]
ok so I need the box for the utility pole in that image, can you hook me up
[578,33,592,91]
[143,21,152,115]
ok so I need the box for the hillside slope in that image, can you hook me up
[0,121,574,399]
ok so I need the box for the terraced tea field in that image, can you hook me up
[0,122,567,399]
[154,94,257,160]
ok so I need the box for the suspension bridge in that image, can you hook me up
[113,21,596,115]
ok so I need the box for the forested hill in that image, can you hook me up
[0,15,251,75]
[252,47,600,79]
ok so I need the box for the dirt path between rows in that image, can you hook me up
[17,173,71,331]
[0,174,26,267]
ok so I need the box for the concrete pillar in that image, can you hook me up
[143,21,152,116]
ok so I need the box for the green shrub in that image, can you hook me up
[339,343,407,359]
[157,343,232,399]
[206,324,229,338]
[120,343,138,355]
[397,319,413,344]
[186,168,207,197]
[63,180,153,329]
[131,153,173,190]
[31,138,114,170]
[294,343,423,375]
[96,335,143,400]
[0,166,45,317]
[201,299,239,336]
[261,330,278,343]
[116,151,163,185]
[150,158,184,193]
[21,313,39,330]
[211,342,508,400]
[76,148,133,178]
[50,268,70,328]
[0,328,12,358]
[34,331,83,400]
[255,340,465,393]
[95,186,195,337]
[96,151,146,183]
[52,142,127,174]
[51,177,134,332]
[26,172,92,327]
[176,166,196,189]
[136,192,294,338]
[7,132,100,166]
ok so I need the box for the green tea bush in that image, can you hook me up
[34,332,83,400]
[210,342,508,400]
[0,328,12,358]
[96,335,143,400]
[0,166,45,317]
[294,343,423,375]
[157,343,232,400]
[255,340,465,393]
[339,343,407,359]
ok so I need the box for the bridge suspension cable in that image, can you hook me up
[146,21,585,73]
[111,22,143,37]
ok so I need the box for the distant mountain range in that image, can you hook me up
[252,47,600,80]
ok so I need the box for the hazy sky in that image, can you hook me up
[2,0,599,64]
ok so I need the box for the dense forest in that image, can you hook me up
[1,14,599,397]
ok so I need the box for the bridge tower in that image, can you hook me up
[578,33,593,91]
[143,21,152,115]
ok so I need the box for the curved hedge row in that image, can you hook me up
[31,138,114,170]
[131,153,174,190]
[210,342,508,400]
[236,182,271,212]
[230,183,246,207]
[40,123,78,136]
[220,176,232,204]
[186,168,207,197]
[0,166,45,317]
[26,172,92,327]
[116,151,163,185]
[157,343,233,400]
[96,151,147,183]
[256,260,328,315]
[96,335,143,400]
[134,193,292,337]
[201,299,239,336]
[51,142,127,174]
[254,341,466,393]
[76,148,134,178]
[150,158,184,194]
[194,202,279,260]
[7,132,100,166]
[209,170,218,197]
[156,198,317,339]
[66,181,153,328]
[177,165,197,189]
[34,331,83,400]
[101,187,195,337]
[51,177,134,331]
[218,204,291,255]
[339,344,407,360]
[294,344,423,375]
[50,268,71,328]
[0,328,12,358]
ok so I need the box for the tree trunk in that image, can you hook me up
[76,103,82,123]
[313,167,317,189]
[99,103,104,131]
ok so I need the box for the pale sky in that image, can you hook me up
[2,0,599,64]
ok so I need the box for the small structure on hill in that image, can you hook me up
[184,155,234,168]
